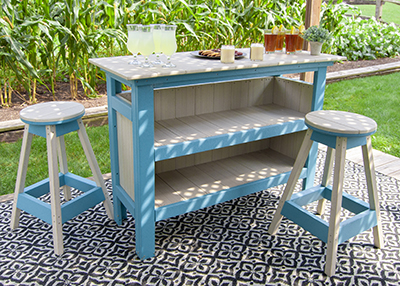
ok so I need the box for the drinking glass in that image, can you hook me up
[151,24,165,65]
[127,24,142,65]
[220,45,235,63]
[296,34,304,53]
[285,29,298,54]
[138,25,155,68]
[161,25,177,68]
[264,29,277,54]
[276,30,285,52]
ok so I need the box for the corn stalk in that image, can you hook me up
[1,0,308,104]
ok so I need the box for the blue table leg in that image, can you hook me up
[107,76,127,225]
[131,84,156,259]
[303,67,327,190]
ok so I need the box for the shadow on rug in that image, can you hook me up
[1,151,400,285]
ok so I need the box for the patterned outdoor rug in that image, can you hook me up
[1,151,400,286]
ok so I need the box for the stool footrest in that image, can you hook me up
[17,174,105,225]
[281,185,378,244]
[23,172,98,199]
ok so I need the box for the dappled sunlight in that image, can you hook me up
[306,110,377,135]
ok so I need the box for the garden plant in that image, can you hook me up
[1,0,399,106]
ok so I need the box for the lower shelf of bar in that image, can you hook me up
[154,148,301,221]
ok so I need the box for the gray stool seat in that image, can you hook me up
[268,110,383,276]
[11,101,113,255]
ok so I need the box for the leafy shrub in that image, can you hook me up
[328,17,400,60]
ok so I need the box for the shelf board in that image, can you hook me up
[154,148,294,209]
[154,104,306,161]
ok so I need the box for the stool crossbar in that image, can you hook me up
[10,102,113,255]
[268,110,383,276]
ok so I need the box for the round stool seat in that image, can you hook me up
[305,110,377,137]
[20,101,85,125]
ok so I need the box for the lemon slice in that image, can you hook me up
[290,26,296,34]
[272,26,278,34]
[279,24,285,32]
[298,24,305,33]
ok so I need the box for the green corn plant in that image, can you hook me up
[1,0,310,104]
[0,13,39,106]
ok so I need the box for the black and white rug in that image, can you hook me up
[1,151,400,285]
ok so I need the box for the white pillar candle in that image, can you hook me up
[250,43,264,61]
[220,45,235,64]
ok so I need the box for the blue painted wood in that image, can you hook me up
[63,172,97,192]
[131,62,333,89]
[341,191,370,214]
[111,93,132,122]
[28,124,46,138]
[18,186,105,225]
[302,67,328,190]
[282,200,329,243]
[155,119,307,161]
[338,210,377,244]
[103,58,335,260]
[288,186,327,206]
[17,193,52,224]
[61,187,105,224]
[156,168,307,222]
[132,84,156,260]
[18,172,105,225]
[24,178,51,198]
[320,187,370,214]
[114,185,134,221]
[27,120,80,138]
[310,129,368,149]
[283,183,377,245]
[55,120,80,137]
[107,75,127,224]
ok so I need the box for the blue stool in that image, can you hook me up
[10,102,113,255]
[268,110,383,276]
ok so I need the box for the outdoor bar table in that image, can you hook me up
[89,50,345,259]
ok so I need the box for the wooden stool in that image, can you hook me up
[10,102,113,255]
[268,110,383,276]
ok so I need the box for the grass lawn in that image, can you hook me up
[0,124,111,196]
[353,3,400,25]
[324,71,400,158]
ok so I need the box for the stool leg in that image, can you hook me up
[362,136,383,248]
[57,136,72,201]
[317,147,335,216]
[46,125,64,255]
[325,136,347,277]
[76,118,114,220]
[10,125,33,230]
[268,129,314,235]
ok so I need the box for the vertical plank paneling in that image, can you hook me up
[157,88,176,120]
[262,77,274,105]
[175,154,196,170]
[231,81,249,110]
[195,84,214,115]
[248,78,267,106]
[285,81,301,111]
[155,158,176,173]
[176,86,195,117]
[117,112,135,200]
[154,90,162,121]
[213,82,232,112]
[299,82,313,113]
[195,149,213,165]
[273,78,286,106]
